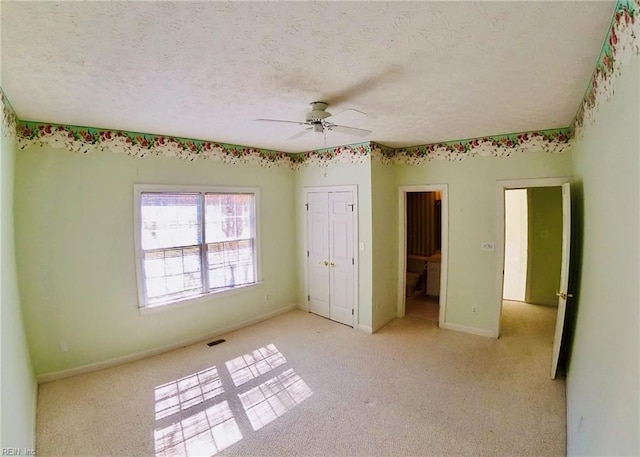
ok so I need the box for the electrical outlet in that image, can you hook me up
[472,306,478,313]
[59,341,68,352]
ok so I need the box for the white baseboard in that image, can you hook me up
[357,324,373,334]
[37,304,297,384]
[439,322,497,338]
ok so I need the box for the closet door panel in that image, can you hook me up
[329,192,354,326]
[306,192,330,318]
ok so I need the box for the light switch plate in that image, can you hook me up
[481,242,495,251]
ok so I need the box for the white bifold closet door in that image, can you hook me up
[306,190,355,327]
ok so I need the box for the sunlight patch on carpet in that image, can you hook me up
[154,400,242,457]
[225,343,287,387]
[239,368,313,431]
[154,366,224,420]
[153,344,312,455]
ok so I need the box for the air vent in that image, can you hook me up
[207,339,226,347]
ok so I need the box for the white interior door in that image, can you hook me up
[551,182,572,379]
[328,192,354,326]
[306,192,330,319]
[305,189,355,327]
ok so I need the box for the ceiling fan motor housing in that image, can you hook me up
[306,101,331,122]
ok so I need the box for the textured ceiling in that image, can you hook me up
[1,1,615,153]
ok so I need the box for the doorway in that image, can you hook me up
[397,185,448,325]
[496,178,572,379]
[503,189,528,301]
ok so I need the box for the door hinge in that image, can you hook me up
[307,295,310,301]
[348,204,354,211]
[351,309,354,315]
[307,250,309,257]
[305,203,309,210]
[352,258,354,265]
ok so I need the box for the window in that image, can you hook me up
[134,185,259,309]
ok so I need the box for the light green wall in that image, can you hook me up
[394,152,572,333]
[525,187,562,306]
[14,146,297,376]
[294,160,373,330]
[10,137,576,378]
[371,158,397,331]
[568,55,639,456]
[1,129,37,448]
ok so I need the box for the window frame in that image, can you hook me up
[133,184,261,313]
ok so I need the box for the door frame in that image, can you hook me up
[303,185,359,328]
[494,177,570,337]
[397,184,449,325]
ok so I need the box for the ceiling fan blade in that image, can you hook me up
[255,118,307,126]
[325,108,367,122]
[328,124,372,137]
[287,128,312,140]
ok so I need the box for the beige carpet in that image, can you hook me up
[405,293,440,323]
[36,301,565,456]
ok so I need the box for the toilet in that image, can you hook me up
[406,272,420,297]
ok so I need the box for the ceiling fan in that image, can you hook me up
[255,101,372,140]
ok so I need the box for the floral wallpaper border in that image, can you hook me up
[371,143,397,165]
[388,129,572,165]
[1,89,18,139]
[15,121,297,168]
[12,120,573,169]
[5,0,638,168]
[572,0,640,136]
[294,142,373,167]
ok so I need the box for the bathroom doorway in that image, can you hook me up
[397,185,448,325]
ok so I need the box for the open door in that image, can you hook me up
[497,177,572,378]
[550,182,571,379]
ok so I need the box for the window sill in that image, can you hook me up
[138,281,264,315]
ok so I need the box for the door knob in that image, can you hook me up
[330,262,336,267]
[324,260,329,266]
[555,291,573,300]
